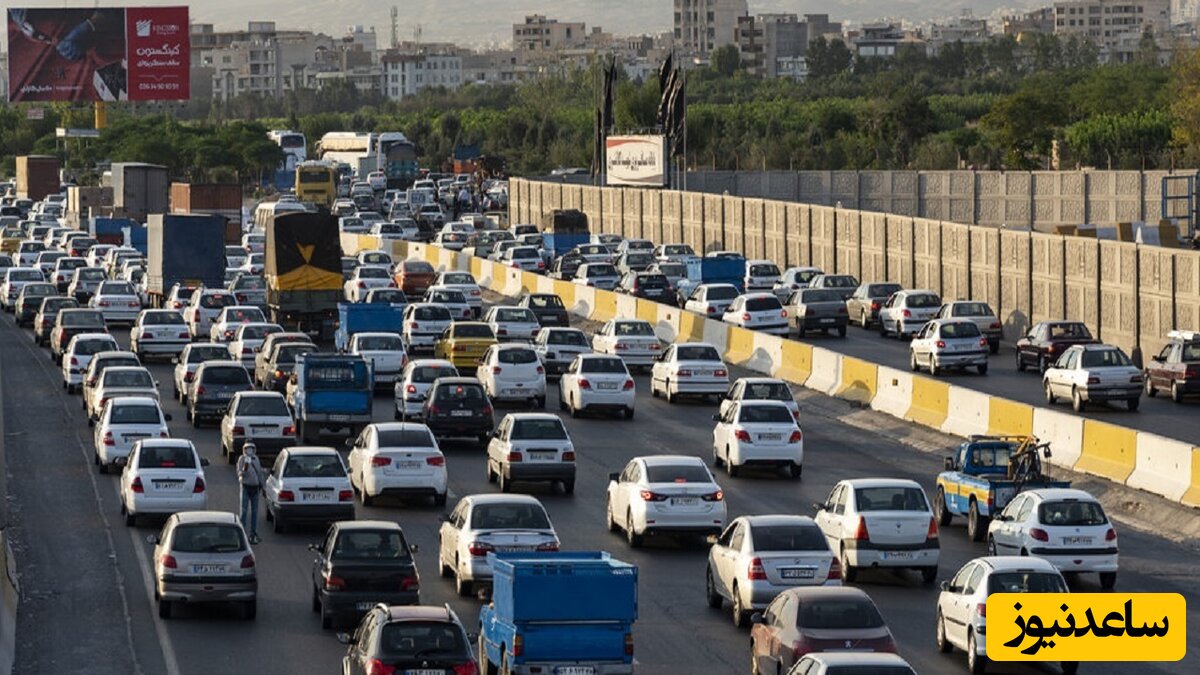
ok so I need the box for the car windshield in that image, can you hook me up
[676,345,721,361]
[199,294,234,309]
[665,245,692,255]
[800,289,844,303]
[496,309,535,324]
[104,370,153,388]
[953,302,993,317]
[644,464,711,483]
[143,312,185,326]
[11,270,42,281]
[223,308,264,323]
[626,253,653,265]
[746,296,782,311]
[304,363,368,389]
[62,311,106,327]
[368,290,407,304]
[376,429,435,447]
[138,444,196,468]
[412,365,457,383]
[706,286,738,300]
[511,418,568,440]
[587,264,618,277]
[527,295,563,309]
[99,282,135,295]
[751,524,827,552]
[547,330,588,346]
[738,405,794,423]
[110,405,161,425]
[969,444,1014,468]
[987,571,1068,594]
[434,383,486,403]
[750,264,780,276]
[453,324,494,339]
[236,396,290,417]
[1038,500,1108,526]
[742,382,793,401]
[189,346,232,362]
[358,267,389,279]
[1080,348,1132,368]
[379,621,467,659]
[657,263,684,277]
[357,336,404,351]
[615,321,654,337]
[822,275,858,288]
[361,253,390,265]
[20,284,53,297]
[171,524,246,554]
[511,247,538,260]
[637,274,668,289]
[1049,323,1091,339]
[225,246,244,256]
[497,348,538,365]
[76,339,117,356]
[939,322,981,338]
[907,293,940,308]
[274,345,315,364]
[60,259,86,269]
[404,261,434,274]
[233,276,265,290]
[332,531,409,561]
[855,486,928,512]
[430,290,465,304]
[443,273,474,285]
[283,454,346,477]
[239,325,279,340]
[797,598,885,629]
[41,298,77,313]
[79,268,105,280]
[470,502,552,530]
[1183,344,1200,361]
[201,367,251,385]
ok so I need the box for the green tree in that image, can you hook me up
[807,37,853,79]
[981,77,1068,168]
[711,45,742,78]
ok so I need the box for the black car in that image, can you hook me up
[188,361,254,425]
[518,292,569,327]
[616,271,673,304]
[15,282,57,326]
[549,253,584,281]
[1015,321,1098,373]
[338,604,476,674]
[421,377,494,447]
[310,521,420,630]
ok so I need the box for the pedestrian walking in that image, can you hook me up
[236,441,266,543]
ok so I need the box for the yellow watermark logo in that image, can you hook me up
[986,593,1185,662]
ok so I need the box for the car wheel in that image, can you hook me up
[989,340,1000,355]
[705,567,723,609]
[1171,380,1184,403]
[840,546,857,583]
[967,500,987,542]
[977,363,988,375]
[665,381,675,404]
[859,310,869,328]
[1015,350,1026,371]
[124,510,136,527]
[498,469,511,493]
[921,566,938,585]
[987,536,997,556]
[731,584,747,627]
[623,407,634,420]
[788,463,802,479]
[837,326,847,338]
[726,449,740,478]
[1127,397,1140,412]
[967,630,986,674]
[1072,387,1086,413]
[1039,355,1049,374]
[606,501,618,532]
[190,408,200,428]
[909,352,920,372]
[558,390,568,410]
[569,395,581,419]
[311,586,320,613]
[434,492,447,506]
[486,460,497,483]
[535,395,545,409]
[1143,377,1156,397]
[1045,382,1057,404]
[455,562,473,597]
[626,510,643,548]
[272,513,285,534]
[712,446,724,468]
[936,487,952,526]
[563,480,575,495]
[98,460,108,475]
[242,600,257,621]
[936,611,952,652]
[1100,572,1117,590]
[157,598,172,619]
[878,319,888,337]
[361,485,375,507]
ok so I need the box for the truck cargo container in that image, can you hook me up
[16,155,61,201]
[111,162,169,214]
[170,183,241,214]
[146,214,226,307]
[90,217,135,246]
[67,186,113,216]
[265,211,343,340]
[334,302,405,353]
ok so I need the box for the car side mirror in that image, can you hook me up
[711,413,721,422]
[409,543,420,553]
[995,514,1009,522]
[750,612,764,625]
[146,534,158,545]
[344,437,355,449]
[115,456,128,467]
[608,472,620,482]
[704,534,719,546]
[307,543,320,552]
[812,502,826,512]
[164,414,173,422]
[1152,355,1164,362]
[940,580,950,592]
[200,458,210,467]
[943,457,955,471]
[438,513,450,523]
[335,633,354,645]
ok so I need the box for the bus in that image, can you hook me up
[294,162,337,207]
[377,132,419,190]
[268,130,307,190]
[252,200,307,231]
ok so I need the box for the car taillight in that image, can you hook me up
[492,366,502,374]
[98,301,109,307]
[735,429,752,442]
[901,309,911,318]
[357,281,366,289]
[338,490,353,502]
[482,404,493,416]
[714,369,727,377]
[976,602,987,618]
[827,556,842,580]
[639,490,667,502]
[702,490,723,502]
[1030,527,1049,542]
[1087,376,1100,385]
[506,451,523,463]
[102,432,115,446]
[468,541,495,557]
[789,430,803,443]
[1047,343,1059,353]
[979,338,988,347]
[278,490,294,502]
[1105,527,1117,541]
[128,301,138,308]
[160,554,177,569]
[535,365,544,375]
[400,576,419,591]
[512,634,524,658]
[496,327,507,336]
[184,372,194,383]
[741,312,751,321]
[624,633,634,657]
[1129,374,1144,383]
[535,542,559,551]
[274,369,284,379]
[195,386,206,396]
[578,378,591,390]
[193,477,205,493]
[990,321,1002,329]
[69,356,77,365]
[131,477,144,493]
[838,306,848,314]
[936,340,946,348]
[781,309,789,318]
[240,554,255,569]
[927,516,939,539]
[622,379,634,390]
[232,426,245,436]
[98,397,108,409]
[427,404,442,415]
[677,369,692,377]
[854,516,869,540]
[705,306,714,313]
[747,557,768,580]
[324,574,345,591]
[452,663,478,675]
[172,301,182,309]
[409,321,419,330]
[426,455,445,466]
[371,456,392,467]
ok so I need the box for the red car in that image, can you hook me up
[393,259,436,298]
[750,586,896,674]
[1144,332,1200,402]
[1015,320,1097,373]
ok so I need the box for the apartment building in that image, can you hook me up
[381,44,463,100]
[1053,0,1171,61]
[673,0,749,54]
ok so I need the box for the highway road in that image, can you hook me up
[3,306,1198,675]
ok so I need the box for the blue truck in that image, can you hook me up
[287,353,373,444]
[542,232,591,259]
[334,302,405,353]
[935,435,1070,541]
[478,551,637,675]
[674,255,746,303]
[145,213,226,308]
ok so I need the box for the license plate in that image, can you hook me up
[192,564,226,574]
[329,414,350,422]
[215,392,232,400]
[153,480,184,490]
[356,602,376,611]
[882,551,913,560]
[780,568,816,579]
[820,318,835,324]
[123,433,149,441]
[302,490,332,502]
[406,669,444,675]
[556,668,595,675]
[597,382,618,390]
[450,409,472,417]
[1062,536,1093,545]
[671,497,698,506]
[759,433,782,441]
[396,461,422,469]
[528,452,556,461]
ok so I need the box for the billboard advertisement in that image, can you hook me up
[7,6,189,102]
[605,135,667,188]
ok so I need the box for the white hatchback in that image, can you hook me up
[437,494,560,596]
[129,309,190,358]
[94,396,170,473]
[650,342,729,403]
[350,332,409,386]
[909,318,990,376]
[423,286,473,321]
[402,303,454,352]
[606,455,727,547]
[263,447,355,533]
[90,280,142,324]
[119,439,209,526]
[591,319,662,369]
[711,401,803,478]
[348,422,448,506]
[483,305,540,342]
[476,343,546,407]
[559,354,635,420]
[393,359,459,420]
[485,413,576,493]
[209,306,267,343]
[878,289,942,339]
[722,293,789,335]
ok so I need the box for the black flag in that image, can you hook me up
[601,58,616,131]
[669,75,687,154]
[658,53,674,95]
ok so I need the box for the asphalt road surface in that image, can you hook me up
[2,309,1197,675]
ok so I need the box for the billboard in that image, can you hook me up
[7,6,189,102]
[605,135,667,188]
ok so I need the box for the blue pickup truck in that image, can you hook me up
[935,435,1070,541]
[478,551,637,675]
[334,302,405,353]
[287,353,373,444]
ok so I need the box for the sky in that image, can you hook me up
[3,1,1043,52]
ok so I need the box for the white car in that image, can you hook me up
[61,333,120,393]
[363,288,409,310]
[744,259,781,292]
[227,322,284,368]
[184,288,236,339]
[486,413,575,493]
[572,243,612,264]
[402,304,453,353]
[93,396,170,473]
[173,342,237,403]
[432,271,482,317]
[50,256,87,291]
[572,262,619,290]
[814,478,940,584]
[722,292,789,335]
[654,243,695,262]
[349,332,409,387]
[532,327,592,378]
[86,244,116,268]
[344,266,395,302]
[14,241,45,268]
[559,354,635,420]
[423,286,473,321]
[476,343,546,407]
[909,318,990,376]
[81,351,142,409]
[119,439,209,526]
[987,488,1118,588]
[163,283,198,311]
[356,249,393,268]
[712,401,804,478]
[263,447,355,533]
[501,245,545,273]
[719,378,799,422]
[650,342,729,403]
[437,494,559,596]
[393,359,459,420]
[348,422,448,506]
[86,366,159,423]
[434,230,469,251]
[616,238,654,256]
[369,222,409,242]
[209,305,267,343]
[591,319,661,370]
[684,283,739,317]
[34,251,67,279]
[936,557,1075,675]
[218,391,295,464]
[483,305,540,342]
[1043,343,1143,412]
[225,245,248,269]
[129,309,190,358]
[877,289,941,339]
[89,280,142,324]
[606,455,727,547]
[2,267,47,310]
[242,233,265,254]
[238,253,264,275]
[706,515,839,627]
[787,654,916,675]
[935,300,1003,354]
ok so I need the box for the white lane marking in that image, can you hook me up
[127,527,181,675]
[21,329,179,675]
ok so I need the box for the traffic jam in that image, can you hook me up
[0,181,1186,675]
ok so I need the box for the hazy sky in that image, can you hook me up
[4,1,1042,51]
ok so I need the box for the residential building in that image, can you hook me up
[1053,0,1171,61]
[381,44,463,100]
[927,14,989,54]
[734,13,840,78]
[314,66,382,94]
[851,23,917,58]
[462,50,531,85]
[191,21,343,100]
[674,0,749,54]
[776,55,808,81]
[513,14,588,61]
[1003,7,1057,37]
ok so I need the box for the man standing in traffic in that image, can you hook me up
[237,441,266,544]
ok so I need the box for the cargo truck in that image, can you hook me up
[265,211,344,340]
[146,214,227,308]
[333,302,405,353]
[478,551,637,675]
[286,353,373,444]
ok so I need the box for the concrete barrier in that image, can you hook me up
[636,299,658,325]
[725,326,756,366]
[775,340,813,383]
[536,274,555,295]
[1183,450,1200,508]
[805,347,842,397]
[1073,419,1137,483]
[906,376,949,428]
[703,319,731,355]
[552,279,577,310]
[988,398,1034,436]
[751,333,784,376]
[616,294,638,320]
[592,289,618,321]
[941,385,991,438]
[1032,407,1085,470]
[1127,433,1195,503]
[678,311,706,343]
[654,303,681,344]
[571,284,595,318]
[836,356,878,405]
[871,367,913,418]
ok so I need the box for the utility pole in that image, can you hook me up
[390,6,398,49]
